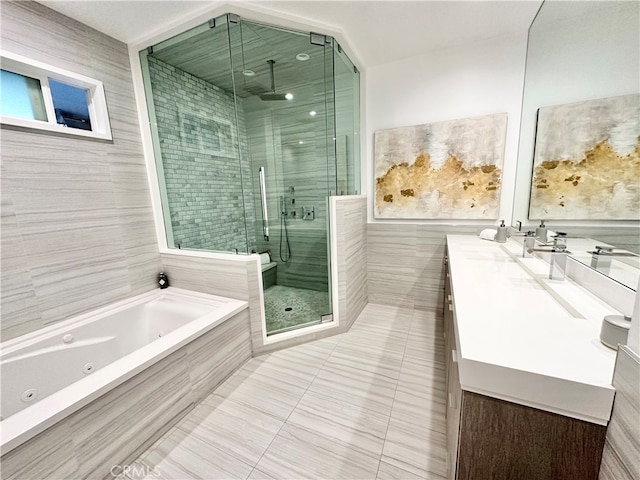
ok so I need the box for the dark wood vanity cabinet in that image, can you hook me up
[443,257,462,477]
[443,255,608,480]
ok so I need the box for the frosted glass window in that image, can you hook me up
[1,69,47,121]
[49,78,92,131]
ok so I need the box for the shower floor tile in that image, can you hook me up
[263,285,330,335]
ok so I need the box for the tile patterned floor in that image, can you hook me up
[123,304,447,480]
[264,285,330,335]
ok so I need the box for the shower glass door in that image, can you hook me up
[140,13,359,337]
[228,18,336,335]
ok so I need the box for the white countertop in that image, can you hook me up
[446,234,619,425]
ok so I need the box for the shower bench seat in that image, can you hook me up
[262,261,277,289]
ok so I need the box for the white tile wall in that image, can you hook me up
[0,0,161,341]
[334,196,368,331]
[599,345,640,480]
[367,224,481,310]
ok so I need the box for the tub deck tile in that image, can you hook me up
[185,308,252,403]
[0,420,78,480]
[68,347,194,479]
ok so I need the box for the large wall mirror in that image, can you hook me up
[513,0,640,290]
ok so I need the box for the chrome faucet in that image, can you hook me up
[535,231,568,247]
[549,250,568,280]
[588,245,637,257]
[587,246,638,274]
[526,239,570,280]
[551,232,567,249]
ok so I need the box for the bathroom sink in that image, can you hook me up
[446,234,618,426]
[453,247,582,321]
[500,244,623,323]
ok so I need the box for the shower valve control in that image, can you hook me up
[302,206,315,220]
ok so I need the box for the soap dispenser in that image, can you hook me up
[495,220,508,243]
[535,220,547,242]
[158,272,169,289]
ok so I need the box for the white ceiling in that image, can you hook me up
[39,0,543,68]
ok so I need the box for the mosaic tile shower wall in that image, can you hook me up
[147,56,256,252]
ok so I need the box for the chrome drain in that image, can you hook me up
[83,363,95,374]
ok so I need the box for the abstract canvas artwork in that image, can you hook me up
[529,94,640,220]
[374,113,507,219]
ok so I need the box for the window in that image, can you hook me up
[49,78,92,131]
[1,70,47,121]
[1,51,112,140]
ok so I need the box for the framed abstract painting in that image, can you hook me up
[374,113,507,219]
[529,94,640,220]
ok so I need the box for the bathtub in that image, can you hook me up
[0,287,248,456]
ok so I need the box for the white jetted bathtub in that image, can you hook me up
[0,287,248,454]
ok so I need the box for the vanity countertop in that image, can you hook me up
[446,234,619,425]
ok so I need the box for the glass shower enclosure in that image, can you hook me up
[139,14,360,336]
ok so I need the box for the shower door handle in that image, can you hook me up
[259,167,269,241]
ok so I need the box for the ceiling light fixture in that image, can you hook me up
[298,140,304,144]
[309,110,317,116]
[296,53,310,61]
[242,69,255,76]
[285,93,294,100]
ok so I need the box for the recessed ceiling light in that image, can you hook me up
[309,111,317,116]
[298,140,304,144]
[242,69,255,76]
[296,53,310,61]
[285,93,294,100]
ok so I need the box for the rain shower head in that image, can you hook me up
[260,92,290,101]
[259,60,292,101]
